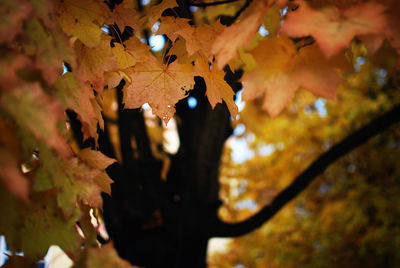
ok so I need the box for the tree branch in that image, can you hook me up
[209,104,400,237]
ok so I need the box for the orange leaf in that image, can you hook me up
[78,148,116,170]
[211,0,270,69]
[125,55,194,124]
[280,2,387,57]
[158,17,224,58]
[56,73,104,142]
[242,37,350,116]
[112,36,151,69]
[147,0,178,28]
[75,36,117,93]
[106,3,140,32]
[194,55,238,120]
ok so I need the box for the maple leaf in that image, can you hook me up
[86,243,138,268]
[147,0,178,28]
[194,55,238,120]
[211,0,270,69]
[55,73,103,141]
[57,0,110,47]
[77,148,116,170]
[75,36,117,93]
[112,36,151,70]
[105,3,140,32]
[63,158,104,209]
[23,19,75,84]
[37,155,104,217]
[157,17,193,44]
[242,37,350,116]
[280,2,387,57]
[104,71,124,89]
[263,3,281,36]
[1,82,71,158]
[158,17,224,58]
[38,148,115,216]
[124,55,194,124]
[20,196,81,261]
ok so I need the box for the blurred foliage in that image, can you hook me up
[210,41,400,267]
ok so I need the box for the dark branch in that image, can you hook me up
[190,0,239,7]
[209,104,400,237]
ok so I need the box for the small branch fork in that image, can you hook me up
[209,103,400,238]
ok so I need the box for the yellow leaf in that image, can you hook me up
[112,36,151,69]
[58,0,110,47]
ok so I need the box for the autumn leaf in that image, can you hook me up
[105,3,140,32]
[263,3,281,36]
[158,17,224,58]
[1,83,71,158]
[20,196,81,261]
[93,171,114,195]
[75,35,117,93]
[23,19,74,84]
[194,55,238,120]
[55,73,103,141]
[242,37,350,116]
[211,0,270,69]
[124,55,194,124]
[86,243,138,268]
[157,17,193,44]
[57,0,110,47]
[62,158,104,209]
[78,148,116,170]
[147,0,178,28]
[112,36,151,69]
[280,2,387,57]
